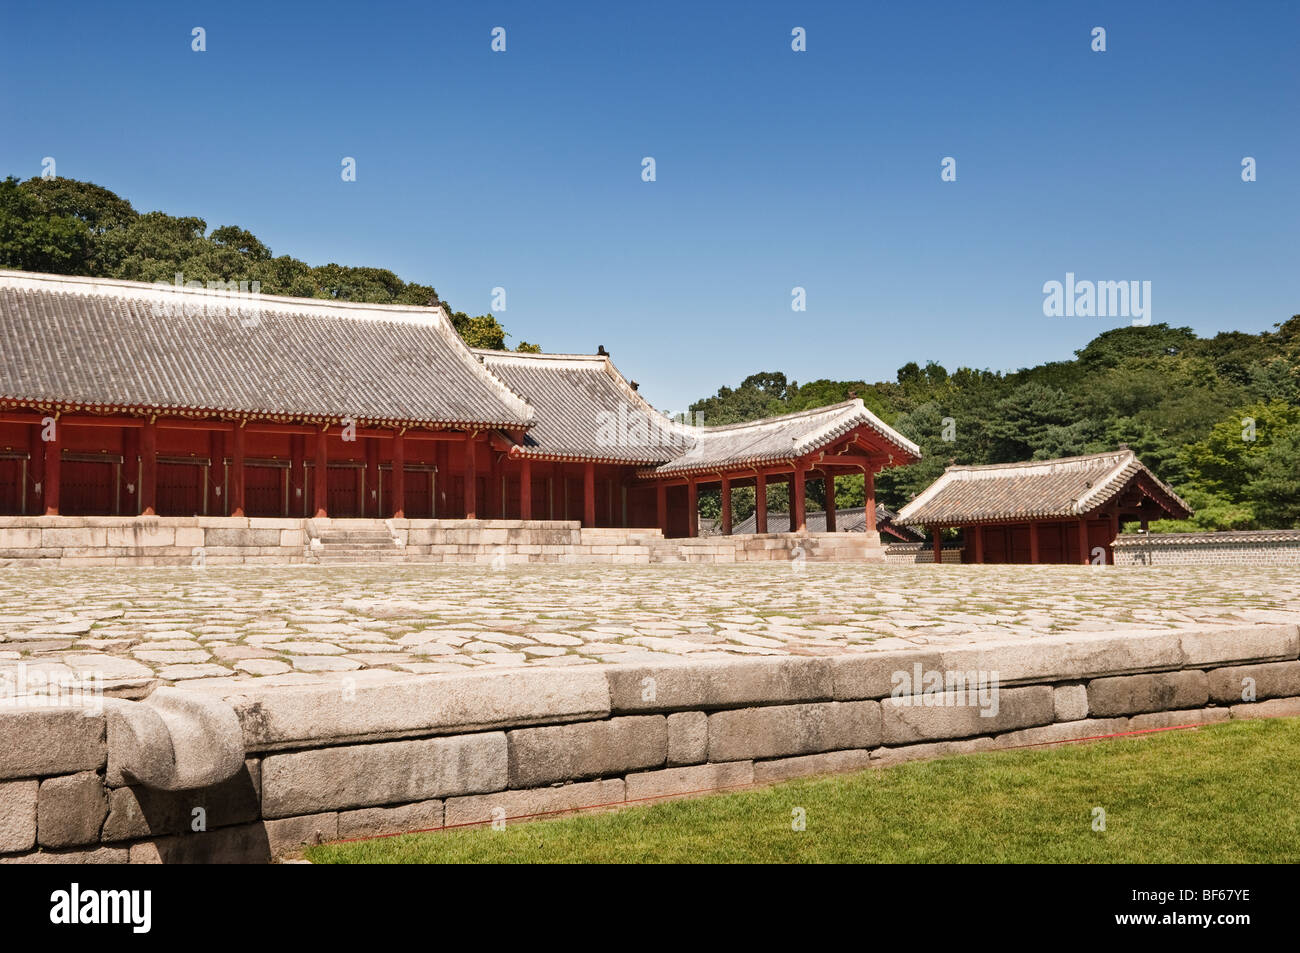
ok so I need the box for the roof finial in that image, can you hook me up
[597,345,608,356]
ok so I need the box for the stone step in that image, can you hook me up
[315,547,402,556]
[315,543,397,551]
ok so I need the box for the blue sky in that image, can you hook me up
[2,1,1296,413]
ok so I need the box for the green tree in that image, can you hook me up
[1247,427,1300,528]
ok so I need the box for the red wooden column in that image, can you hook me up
[391,431,406,518]
[755,474,768,533]
[28,423,46,515]
[931,527,943,563]
[973,524,984,563]
[485,454,501,519]
[582,462,596,528]
[519,458,532,520]
[122,427,140,516]
[1108,511,1119,564]
[1028,522,1040,563]
[289,434,304,517]
[791,464,807,532]
[313,428,328,518]
[863,469,877,533]
[139,418,158,516]
[1077,517,1090,564]
[655,482,667,532]
[686,478,698,537]
[231,424,247,517]
[720,476,732,535]
[463,433,477,519]
[365,437,379,518]
[42,421,61,516]
[824,473,837,532]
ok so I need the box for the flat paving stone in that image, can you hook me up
[0,563,1293,687]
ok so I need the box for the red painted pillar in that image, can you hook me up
[1108,511,1119,564]
[139,418,158,516]
[582,461,596,528]
[519,458,532,520]
[486,454,501,519]
[824,473,837,532]
[755,474,767,533]
[863,469,877,533]
[655,482,667,532]
[289,434,304,517]
[1029,522,1040,563]
[720,476,732,535]
[931,527,943,563]
[973,524,984,563]
[391,431,405,518]
[1078,517,1090,565]
[122,427,140,516]
[791,464,806,532]
[28,424,45,515]
[463,433,477,519]
[686,479,698,538]
[231,424,247,517]
[365,437,379,518]
[313,428,328,518]
[42,421,61,516]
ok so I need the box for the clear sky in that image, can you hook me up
[2,1,1296,413]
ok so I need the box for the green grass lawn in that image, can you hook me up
[305,717,1300,864]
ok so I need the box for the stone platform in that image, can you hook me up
[0,516,883,567]
[1,563,1297,696]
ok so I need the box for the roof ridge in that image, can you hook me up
[944,449,1134,475]
[696,398,866,433]
[0,269,453,325]
[472,348,608,363]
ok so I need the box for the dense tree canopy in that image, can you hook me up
[691,319,1300,531]
[0,176,538,351]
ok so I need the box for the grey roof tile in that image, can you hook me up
[474,350,691,464]
[648,399,921,476]
[0,271,533,428]
[896,450,1192,525]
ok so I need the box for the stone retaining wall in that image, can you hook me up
[1113,530,1300,566]
[0,516,885,567]
[3,623,1296,863]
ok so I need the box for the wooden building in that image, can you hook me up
[0,270,920,536]
[730,504,925,542]
[895,450,1192,564]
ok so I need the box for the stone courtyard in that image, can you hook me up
[3,563,1299,698]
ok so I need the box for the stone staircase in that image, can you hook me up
[578,526,682,563]
[306,521,404,564]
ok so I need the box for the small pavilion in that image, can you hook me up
[895,450,1192,564]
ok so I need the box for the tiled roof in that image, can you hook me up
[0,270,534,429]
[646,399,921,477]
[474,350,691,464]
[476,350,920,476]
[729,504,924,541]
[896,449,1192,526]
